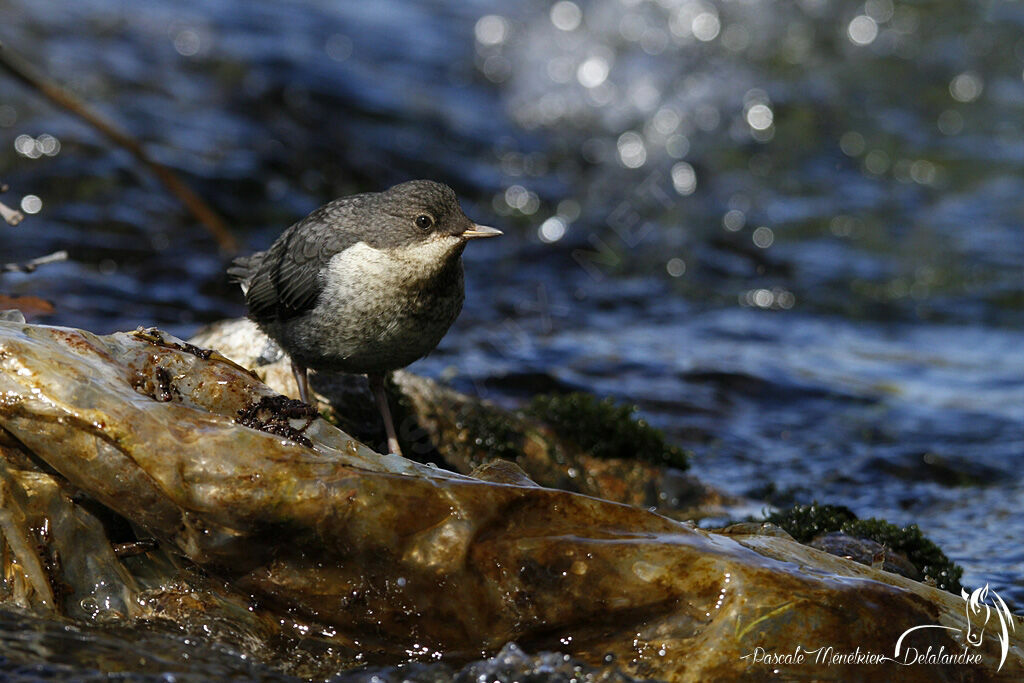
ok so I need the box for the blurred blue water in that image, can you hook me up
[1,0,1022,675]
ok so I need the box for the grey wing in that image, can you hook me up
[227,253,259,291]
[242,201,363,322]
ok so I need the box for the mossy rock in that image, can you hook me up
[526,393,689,470]
[842,518,963,594]
[765,503,963,593]
[763,503,857,542]
[453,401,524,463]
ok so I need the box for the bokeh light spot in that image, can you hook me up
[14,134,38,158]
[950,72,983,102]
[746,104,773,131]
[539,216,567,243]
[752,226,774,248]
[475,15,508,46]
[692,13,721,42]
[671,162,697,195]
[864,149,890,174]
[653,107,681,135]
[36,134,60,156]
[721,24,750,52]
[753,289,774,307]
[173,29,201,57]
[551,1,582,31]
[910,159,936,185]
[483,55,511,82]
[577,56,610,88]
[847,15,878,45]
[20,195,42,214]
[723,210,745,231]
[617,131,647,168]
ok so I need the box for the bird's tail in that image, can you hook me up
[227,252,262,295]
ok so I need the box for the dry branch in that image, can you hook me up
[0,41,237,252]
[0,200,22,226]
[1,250,67,274]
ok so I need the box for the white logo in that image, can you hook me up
[894,584,1016,672]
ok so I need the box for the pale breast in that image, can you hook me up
[280,237,466,374]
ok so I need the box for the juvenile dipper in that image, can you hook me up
[229,180,501,455]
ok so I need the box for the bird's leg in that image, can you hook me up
[291,360,311,404]
[368,372,402,456]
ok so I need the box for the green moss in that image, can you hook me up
[456,406,523,462]
[843,518,963,593]
[765,503,963,593]
[526,393,689,470]
[764,503,857,543]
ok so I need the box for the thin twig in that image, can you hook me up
[1,250,68,274]
[0,182,23,225]
[0,41,238,253]
[0,200,23,226]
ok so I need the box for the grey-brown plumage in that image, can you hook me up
[229,180,501,454]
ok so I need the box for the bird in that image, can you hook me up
[229,179,501,455]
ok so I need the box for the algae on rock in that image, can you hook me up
[525,392,689,470]
[765,503,964,593]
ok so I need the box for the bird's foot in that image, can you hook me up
[291,361,311,405]
[368,372,403,456]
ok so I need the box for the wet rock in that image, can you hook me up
[190,319,728,519]
[468,459,540,487]
[810,531,921,581]
[0,320,1022,681]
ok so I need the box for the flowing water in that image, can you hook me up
[1,0,1022,676]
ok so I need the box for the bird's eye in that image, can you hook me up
[415,214,434,231]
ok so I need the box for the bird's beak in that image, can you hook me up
[462,224,503,239]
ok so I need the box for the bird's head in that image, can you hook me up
[375,180,502,255]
